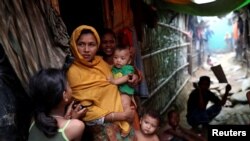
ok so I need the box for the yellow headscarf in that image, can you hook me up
[70,25,101,67]
[67,25,130,135]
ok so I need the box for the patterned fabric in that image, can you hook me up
[0,0,68,92]
[88,123,136,141]
[157,0,250,16]
[103,0,134,32]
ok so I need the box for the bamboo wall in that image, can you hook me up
[140,16,191,114]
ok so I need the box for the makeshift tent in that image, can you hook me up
[157,0,250,16]
[0,0,69,91]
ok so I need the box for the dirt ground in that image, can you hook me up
[177,51,250,129]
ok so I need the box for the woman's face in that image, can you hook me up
[77,33,98,62]
[100,33,116,56]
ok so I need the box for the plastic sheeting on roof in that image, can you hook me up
[157,0,250,16]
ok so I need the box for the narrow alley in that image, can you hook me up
[180,51,250,128]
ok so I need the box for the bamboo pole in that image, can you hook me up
[160,76,190,115]
[142,63,189,105]
[158,22,190,37]
[142,43,190,59]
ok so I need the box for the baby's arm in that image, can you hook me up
[108,75,130,85]
[109,65,134,85]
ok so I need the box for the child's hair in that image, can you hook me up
[115,45,135,64]
[29,68,67,137]
[142,109,161,124]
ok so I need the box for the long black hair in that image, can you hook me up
[29,68,67,137]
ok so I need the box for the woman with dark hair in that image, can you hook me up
[98,28,117,65]
[28,68,86,141]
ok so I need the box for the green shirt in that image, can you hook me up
[111,65,135,95]
[28,120,71,141]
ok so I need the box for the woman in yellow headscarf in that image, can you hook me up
[67,25,135,140]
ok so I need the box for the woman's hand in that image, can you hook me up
[65,101,87,120]
[107,75,115,84]
[123,106,135,123]
[128,74,139,87]
[105,106,135,123]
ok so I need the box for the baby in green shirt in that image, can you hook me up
[108,45,135,114]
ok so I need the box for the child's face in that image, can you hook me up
[140,114,159,135]
[113,48,131,68]
[169,112,180,128]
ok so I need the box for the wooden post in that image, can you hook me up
[187,39,192,75]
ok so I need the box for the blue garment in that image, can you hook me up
[187,104,221,127]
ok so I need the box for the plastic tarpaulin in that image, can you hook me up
[157,0,250,16]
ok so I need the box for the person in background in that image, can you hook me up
[224,32,233,52]
[159,109,207,141]
[98,28,117,66]
[28,68,86,141]
[232,15,243,60]
[206,55,213,67]
[135,110,160,141]
[186,76,231,134]
[67,25,136,140]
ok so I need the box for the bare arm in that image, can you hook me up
[128,73,140,86]
[66,119,85,141]
[128,66,142,86]
[154,135,160,141]
[108,75,129,85]
[104,106,135,123]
